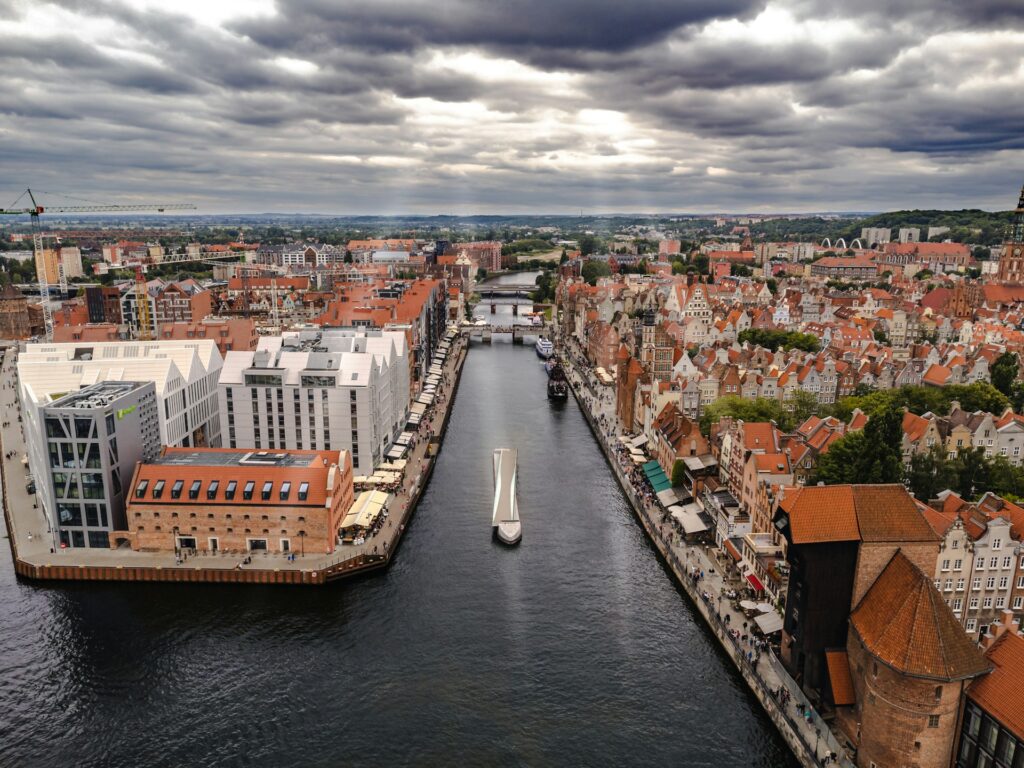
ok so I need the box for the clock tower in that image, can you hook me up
[996,184,1024,283]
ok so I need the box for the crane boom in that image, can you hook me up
[0,188,196,341]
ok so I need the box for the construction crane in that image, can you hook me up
[0,188,196,340]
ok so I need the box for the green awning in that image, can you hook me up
[642,460,661,473]
[651,477,672,492]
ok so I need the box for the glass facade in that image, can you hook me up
[957,701,1024,768]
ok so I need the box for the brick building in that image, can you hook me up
[846,551,991,768]
[0,282,34,339]
[125,447,354,555]
[773,484,939,693]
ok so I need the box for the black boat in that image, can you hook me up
[547,361,569,400]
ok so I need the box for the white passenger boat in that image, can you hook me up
[535,337,554,359]
[492,448,522,545]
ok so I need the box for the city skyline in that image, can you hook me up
[2,0,1023,214]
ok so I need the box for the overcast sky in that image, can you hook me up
[2,0,1023,215]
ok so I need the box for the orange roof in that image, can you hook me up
[825,650,856,706]
[969,631,1024,739]
[129,447,343,508]
[851,551,991,681]
[778,484,936,544]
[743,422,778,451]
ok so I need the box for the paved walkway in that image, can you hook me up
[558,331,852,768]
[0,335,469,577]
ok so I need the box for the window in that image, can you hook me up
[928,715,940,728]
[170,479,184,499]
[967,618,977,631]
[996,597,1006,609]
[990,557,999,569]
[243,480,255,500]
[952,539,960,549]
[225,480,237,501]
[944,579,953,591]
[298,482,309,501]
[280,481,291,501]
[189,480,201,500]
[999,577,1009,589]
[987,577,996,589]
[152,480,165,499]
[1002,556,1012,569]
[973,578,982,590]
[993,538,1003,550]
[954,559,963,571]
[1014,596,1023,610]
[953,598,963,611]
[207,480,219,500]
[261,481,273,501]
[977,559,986,571]
[983,597,993,609]
[970,597,979,609]
[957,578,965,590]
[135,479,149,498]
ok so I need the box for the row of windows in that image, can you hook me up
[135,478,309,502]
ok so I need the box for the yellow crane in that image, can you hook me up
[0,188,196,340]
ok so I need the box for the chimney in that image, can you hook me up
[981,609,1021,650]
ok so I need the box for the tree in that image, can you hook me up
[991,352,1019,397]
[581,260,612,285]
[578,234,600,256]
[853,404,904,483]
[671,459,687,488]
[699,395,795,434]
[790,391,820,427]
[953,448,991,500]
[815,405,903,485]
[765,278,778,294]
[812,430,867,485]
[906,445,951,501]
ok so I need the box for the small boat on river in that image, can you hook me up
[492,448,521,545]
[547,361,568,400]
[535,337,554,359]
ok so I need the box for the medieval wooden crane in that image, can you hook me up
[0,188,196,340]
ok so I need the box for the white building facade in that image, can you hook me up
[18,340,224,533]
[217,329,409,474]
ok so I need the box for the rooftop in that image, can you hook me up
[47,380,150,410]
[850,551,991,681]
[154,448,322,469]
[969,630,1024,740]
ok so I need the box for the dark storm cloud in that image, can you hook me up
[0,0,1021,213]
[234,0,766,55]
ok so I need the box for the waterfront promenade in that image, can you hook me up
[0,333,469,586]
[559,333,853,768]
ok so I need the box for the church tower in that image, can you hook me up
[996,184,1024,283]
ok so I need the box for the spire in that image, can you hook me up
[1011,183,1024,244]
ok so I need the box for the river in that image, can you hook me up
[0,344,797,767]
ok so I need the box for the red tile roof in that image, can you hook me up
[850,551,990,681]
[969,631,1024,739]
[779,484,936,545]
[826,650,856,706]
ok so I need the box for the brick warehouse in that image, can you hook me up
[123,447,353,555]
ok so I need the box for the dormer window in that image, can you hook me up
[243,480,255,500]
[152,480,165,499]
[207,480,219,500]
[225,480,237,500]
[171,480,184,499]
[189,480,201,500]
[298,482,309,501]
[135,480,149,498]
[261,481,273,501]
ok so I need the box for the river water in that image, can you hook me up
[0,344,796,767]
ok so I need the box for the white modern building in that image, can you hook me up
[217,329,409,474]
[860,227,891,246]
[18,340,224,537]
